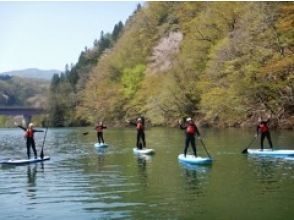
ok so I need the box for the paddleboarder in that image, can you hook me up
[127,117,146,149]
[256,117,273,150]
[179,117,201,157]
[95,121,107,144]
[17,123,44,159]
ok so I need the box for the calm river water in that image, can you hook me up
[0,127,293,219]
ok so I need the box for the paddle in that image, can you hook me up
[241,136,257,154]
[199,138,212,158]
[82,132,89,135]
[40,127,48,159]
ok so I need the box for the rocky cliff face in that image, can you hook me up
[147,32,183,74]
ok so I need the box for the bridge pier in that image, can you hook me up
[22,114,32,127]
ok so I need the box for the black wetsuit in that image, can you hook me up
[18,126,44,159]
[130,119,146,149]
[257,120,273,149]
[180,122,200,157]
[95,125,107,144]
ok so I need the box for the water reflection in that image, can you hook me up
[135,155,152,186]
[26,163,45,200]
[179,162,211,192]
[96,147,107,155]
[96,153,106,170]
[26,164,37,199]
[247,156,292,195]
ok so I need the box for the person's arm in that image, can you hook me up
[179,123,186,130]
[33,129,44,133]
[17,125,26,131]
[103,125,107,129]
[255,125,260,137]
[128,120,137,126]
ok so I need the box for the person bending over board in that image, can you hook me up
[95,121,107,144]
[255,117,273,150]
[179,117,201,157]
[17,123,44,159]
[127,117,146,149]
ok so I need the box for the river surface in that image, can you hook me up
[0,127,293,220]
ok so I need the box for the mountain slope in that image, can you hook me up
[0,68,61,80]
[49,2,294,128]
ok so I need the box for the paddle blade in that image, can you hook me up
[82,132,89,135]
[241,148,248,154]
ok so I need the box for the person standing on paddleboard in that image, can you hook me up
[127,117,146,149]
[17,123,44,159]
[256,117,273,150]
[179,117,201,157]
[95,121,107,144]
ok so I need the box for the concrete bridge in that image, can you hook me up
[0,106,46,126]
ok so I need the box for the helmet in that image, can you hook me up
[186,117,192,122]
[137,118,142,121]
[28,123,34,128]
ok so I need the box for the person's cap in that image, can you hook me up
[186,117,192,122]
[137,118,142,121]
[28,123,34,127]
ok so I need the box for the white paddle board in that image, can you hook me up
[178,154,212,165]
[247,149,294,156]
[94,143,108,148]
[1,156,50,165]
[133,148,155,155]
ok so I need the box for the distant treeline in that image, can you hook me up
[49,2,294,129]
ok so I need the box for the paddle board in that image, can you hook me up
[133,148,155,155]
[1,156,50,165]
[94,143,108,148]
[247,149,294,156]
[178,154,212,165]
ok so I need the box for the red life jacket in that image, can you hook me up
[25,129,33,138]
[96,126,103,132]
[137,122,143,130]
[186,124,196,135]
[259,123,269,133]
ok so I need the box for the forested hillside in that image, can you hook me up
[49,2,294,128]
[0,75,49,107]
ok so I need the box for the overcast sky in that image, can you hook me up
[0,1,141,72]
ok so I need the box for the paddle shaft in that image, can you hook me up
[199,139,211,158]
[40,127,48,159]
[242,136,257,154]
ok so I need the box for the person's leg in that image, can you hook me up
[136,132,140,148]
[261,133,265,150]
[31,140,37,159]
[266,132,273,149]
[101,133,105,144]
[142,132,146,148]
[138,142,143,149]
[26,140,30,159]
[184,135,190,157]
[191,136,197,157]
[97,133,100,143]
[98,132,103,144]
